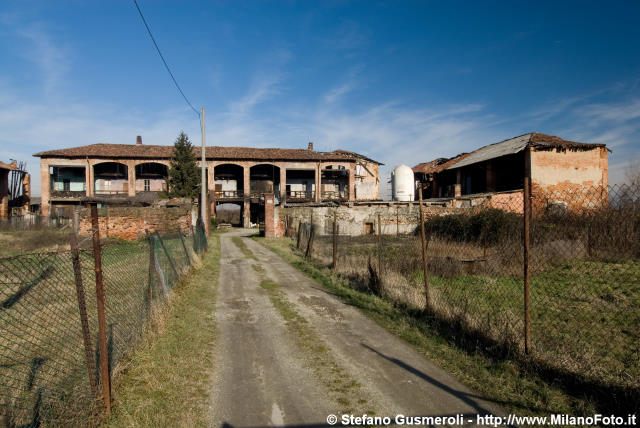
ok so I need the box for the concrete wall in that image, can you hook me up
[78,205,194,240]
[354,162,379,200]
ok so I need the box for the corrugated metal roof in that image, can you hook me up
[446,134,532,170]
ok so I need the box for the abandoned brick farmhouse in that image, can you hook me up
[413,133,609,208]
[34,138,381,227]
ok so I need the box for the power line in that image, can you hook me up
[132,0,200,117]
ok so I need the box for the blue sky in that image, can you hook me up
[1,1,639,197]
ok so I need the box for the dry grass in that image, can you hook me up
[0,235,197,427]
[264,229,640,414]
[0,230,72,257]
[256,237,600,418]
[105,234,220,428]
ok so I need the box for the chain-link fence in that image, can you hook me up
[301,184,639,410]
[0,212,208,427]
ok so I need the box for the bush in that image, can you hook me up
[210,217,219,229]
[423,208,521,245]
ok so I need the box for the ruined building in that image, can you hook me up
[413,133,609,209]
[34,138,381,226]
[0,160,30,219]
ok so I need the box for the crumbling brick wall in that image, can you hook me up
[78,206,194,240]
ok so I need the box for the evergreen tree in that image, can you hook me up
[168,132,200,198]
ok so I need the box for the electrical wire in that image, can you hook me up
[132,0,200,117]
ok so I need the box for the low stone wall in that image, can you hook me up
[273,203,459,237]
[78,205,195,240]
[272,189,528,237]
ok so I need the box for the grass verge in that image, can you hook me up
[255,237,601,418]
[105,235,221,428]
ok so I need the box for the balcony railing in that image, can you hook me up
[213,190,243,199]
[321,190,349,201]
[94,190,129,195]
[286,190,315,202]
[50,190,86,199]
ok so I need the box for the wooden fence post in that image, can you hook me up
[523,147,532,354]
[89,203,110,415]
[418,188,430,310]
[69,231,98,396]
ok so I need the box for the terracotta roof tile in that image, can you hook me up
[34,143,382,164]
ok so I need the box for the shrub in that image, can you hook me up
[423,208,521,245]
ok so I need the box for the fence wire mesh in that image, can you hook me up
[0,220,207,426]
[300,184,639,407]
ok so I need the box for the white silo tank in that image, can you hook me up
[391,165,415,201]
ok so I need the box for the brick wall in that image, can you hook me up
[0,170,9,220]
[78,206,194,240]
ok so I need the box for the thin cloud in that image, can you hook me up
[17,24,69,93]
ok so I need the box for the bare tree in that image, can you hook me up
[625,159,640,188]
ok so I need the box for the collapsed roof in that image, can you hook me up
[413,133,606,175]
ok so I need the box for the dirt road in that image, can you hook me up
[209,229,505,428]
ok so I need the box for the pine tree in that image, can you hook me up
[168,132,200,198]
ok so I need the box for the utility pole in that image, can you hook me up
[200,107,208,235]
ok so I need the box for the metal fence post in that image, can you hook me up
[69,231,98,396]
[155,231,180,278]
[305,223,315,259]
[523,147,532,354]
[332,212,338,269]
[418,187,430,310]
[377,213,383,275]
[146,230,154,314]
[89,203,111,415]
[178,229,192,266]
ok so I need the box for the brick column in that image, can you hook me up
[22,174,31,213]
[208,163,216,219]
[264,193,275,237]
[86,163,94,196]
[40,162,50,217]
[243,200,251,228]
[243,165,251,228]
[455,169,462,197]
[348,169,355,201]
[279,167,286,203]
[127,161,136,197]
[0,171,9,219]
[314,164,321,202]
[243,166,250,197]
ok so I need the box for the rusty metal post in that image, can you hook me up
[523,147,532,354]
[89,203,110,415]
[418,187,430,310]
[305,223,315,259]
[332,212,338,269]
[69,231,98,396]
[178,229,192,266]
[377,213,383,275]
[155,231,180,278]
[145,230,154,314]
